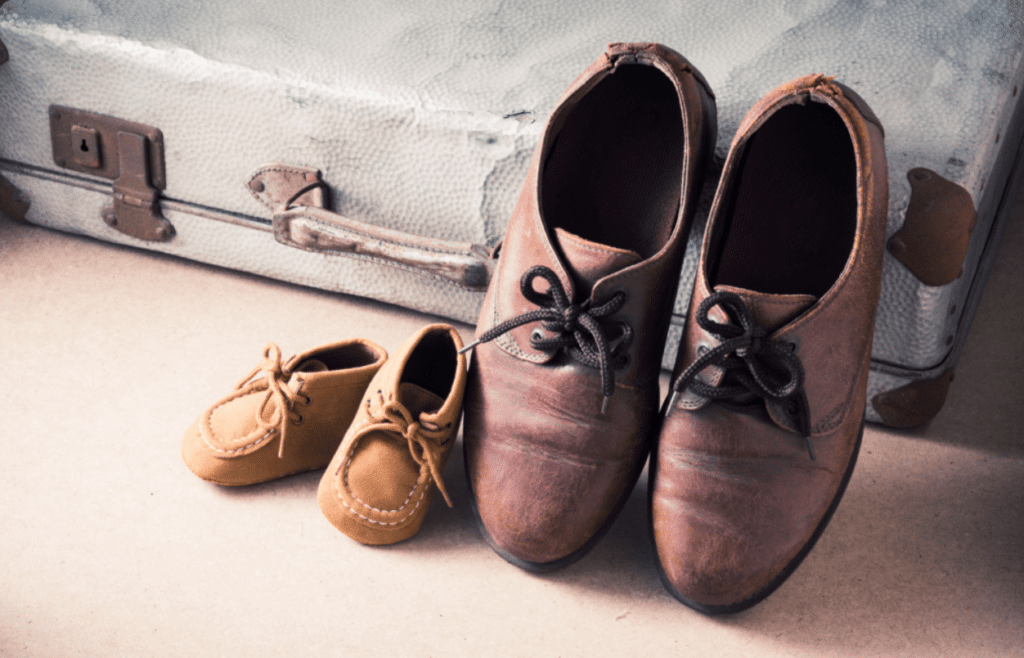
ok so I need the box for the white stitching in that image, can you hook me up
[201,427,275,454]
[198,372,309,454]
[341,420,422,515]
[339,487,427,526]
[199,390,278,454]
[334,401,436,525]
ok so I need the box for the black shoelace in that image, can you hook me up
[460,265,631,413]
[667,290,815,460]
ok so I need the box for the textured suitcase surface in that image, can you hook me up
[1,1,1022,426]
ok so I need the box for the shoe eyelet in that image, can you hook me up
[531,328,545,342]
[292,414,304,425]
[697,344,709,357]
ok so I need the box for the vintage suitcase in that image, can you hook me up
[1,1,1021,427]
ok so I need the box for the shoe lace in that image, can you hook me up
[460,265,631,412]
[667,291,815,460]
[367,390,454,507]
[235,343,308,459]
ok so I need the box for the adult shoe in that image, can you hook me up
[652,74,888,613]
[461,42,717,569]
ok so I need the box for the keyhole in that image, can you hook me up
[80,139,89,152]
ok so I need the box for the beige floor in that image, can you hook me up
[1,190,1022,658]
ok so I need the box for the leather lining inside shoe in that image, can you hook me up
[540,63,684,260]
[710,102,857,297]
[401,331,457,401]
[314,343,381,370]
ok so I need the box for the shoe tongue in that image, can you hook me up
[285,357,328,388]
[399,382,445,418]
[294,358,328,373]
[714,284,816,332]
[553,228,642,292]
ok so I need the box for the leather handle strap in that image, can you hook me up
[248,163,496,292]
[273,206,495,291]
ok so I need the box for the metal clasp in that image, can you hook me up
[49,105,173,242]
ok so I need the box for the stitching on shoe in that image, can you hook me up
[559,234,639,258]
[748,297,815,308]
[339,487,426,526]
[337,416,428,523]
[200,366,313,454]
[812,397,849,434]
[343,433,417,512]
[492,291,547,363]
[200,392,277,454]
[624,249,668,278]
[202,427,275,454]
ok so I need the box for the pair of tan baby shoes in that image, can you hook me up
[182,324,468,545]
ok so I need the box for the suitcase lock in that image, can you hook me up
[49,105,174,242]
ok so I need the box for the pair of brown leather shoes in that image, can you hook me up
[461,42,887,614]
[182,324,468,546]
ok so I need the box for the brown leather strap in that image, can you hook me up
[249,163,497,291]
[273,206,495,291]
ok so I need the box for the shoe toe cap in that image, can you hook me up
[316,436,434,546]
[652,404,861,611]
[181,419,272,486]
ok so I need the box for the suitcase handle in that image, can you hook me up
[248,164,497,292]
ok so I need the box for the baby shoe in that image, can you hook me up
[651,74,888,613]
[182,339,387,486]
[318,324,467,545]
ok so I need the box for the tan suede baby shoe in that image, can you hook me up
[182,339,387,486]
[318,324,467,545]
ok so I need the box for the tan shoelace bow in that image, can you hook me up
[367,390,453,507]
[235,343,309,459]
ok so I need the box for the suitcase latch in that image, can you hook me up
[49,105,174,242]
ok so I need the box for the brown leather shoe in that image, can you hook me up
[182,339,387,486]
[651,74,888,613]
[318,324,467,545]
[460,43,717,570]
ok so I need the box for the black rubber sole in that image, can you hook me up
[649,419,865,615]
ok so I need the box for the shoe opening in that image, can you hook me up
[541,63,684,260]
[710,101,857,297]
[308,342,382,370]
[401,330,457,402]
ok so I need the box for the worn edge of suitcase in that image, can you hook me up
[865,78,1024,427]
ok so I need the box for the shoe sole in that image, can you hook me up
[190,463,327,487]
[649,419,865,614]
